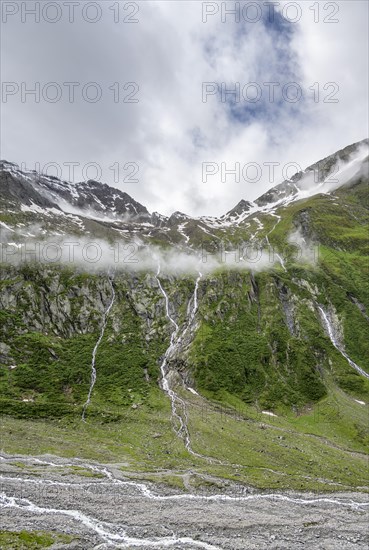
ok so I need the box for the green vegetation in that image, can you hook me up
[0,177,368,490]
[191,270,334,408]
[1,383,368,491]
[0,530,76,549]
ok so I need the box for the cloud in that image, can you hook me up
[0,229,284,275]
[1,1,368,217]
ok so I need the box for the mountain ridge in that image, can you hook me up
[1,138,368,234]
[0,138,368,494]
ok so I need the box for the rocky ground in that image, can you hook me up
[0,453,368,549]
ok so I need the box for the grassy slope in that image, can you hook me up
[0,182,368,491]
[1,385,368,492]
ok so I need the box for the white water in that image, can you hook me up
[193,272,202,313]
[155,270,235,465]
[155,265,179,396]
[2,455,369,509]
[155,267,204,456]
[275,253,287,272]
[318,306,369,379]
[1,452,368,548]
[0,492,221,549]
[82,276,116,421]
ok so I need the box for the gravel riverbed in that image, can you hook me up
[1,453,368,549]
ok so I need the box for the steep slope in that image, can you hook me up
[0,161,150,218]
[1,138,367,249]
[0,140,368,490]
[254,138,369,208]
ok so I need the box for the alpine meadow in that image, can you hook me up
[0,1,368,549]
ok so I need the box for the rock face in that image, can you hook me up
[1,139,367,247]
[224,199,254,219]
[255,139,368,208]
[0,161,150,219]
[0,169,61,210]
[1,245,367,420]
[168,211,191,226]
[0,139,368,420]
[0,266,112,338]
[275,279,298,336]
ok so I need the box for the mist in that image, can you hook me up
[0,230,295,276]
[292,143,368,200]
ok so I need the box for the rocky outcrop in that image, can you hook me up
[276,283,295,336]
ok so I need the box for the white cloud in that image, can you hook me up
[1,1,368,216]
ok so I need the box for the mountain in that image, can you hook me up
[0,160,150,218]
[1,139,367,247]
[0,139,368,493]
[255,138,369,208]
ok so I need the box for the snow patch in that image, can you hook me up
[177,222,190,243]
[0,221,15,232]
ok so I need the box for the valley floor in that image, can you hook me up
[1,452,368,550]
[1,385,368,548]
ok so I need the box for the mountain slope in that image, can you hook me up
[0,140,368,490]
[1,138,367,248]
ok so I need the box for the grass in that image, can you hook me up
[127,472,188,491]
[0,530,76,549]
[1,184,368,492]
[65,465,105,478]
[190,270,330,408]
[1,386,368,492]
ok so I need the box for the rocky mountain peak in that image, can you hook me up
[168,211,191,226]
[0,160,150,221]
[226,199,254,217]
[255,138,368,208]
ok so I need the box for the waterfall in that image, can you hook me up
[82,276,116,422]
[318,306,369,379]
[276,253,287,272]
[155,267,204,456]
[193,272,202,314]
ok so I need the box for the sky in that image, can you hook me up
[1,0,368,217]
